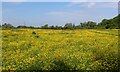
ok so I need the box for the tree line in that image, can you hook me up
[1,14,119,29]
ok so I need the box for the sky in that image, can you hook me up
[2,2,118,27]
[2,0,120,2]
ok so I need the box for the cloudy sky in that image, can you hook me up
[2,2,118,27]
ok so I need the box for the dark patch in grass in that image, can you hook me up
[35,35,39,38]
[3,36,8,37]
[52,60,71,70]
[11,34,17,36]
[32,31,36,34]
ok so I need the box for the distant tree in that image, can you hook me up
[75,24,81,29]
[41,24,49,29]
[55,25,59,29]
[2,23,15,29]
[0,24,1,29]
[97,14,120,29]
[73,24,76,29]
[49,25,54,29]
[17,25,35,29]
[87,21,97,28]
[80,21,97,29]
[17,25,27,28]
[80,22,86,28]
[64,23,74,29]
[111,14,120,29]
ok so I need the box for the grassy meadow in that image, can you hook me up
[2,29,119,70]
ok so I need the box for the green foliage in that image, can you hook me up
[41,24,49,29]
[2,23,15,29]
[97,14,120,29]
[49,25,54,29]
[17,25,27,28]
[64,23,74,30]
[54,25,62,29]
[80,21,97,29]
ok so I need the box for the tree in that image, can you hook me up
[2,23,15,29]
[50,25,54,29]
[80,21,97,29]
[41,24,49,29]
[80,22,87,28]
[64,23,74,29]
[17,25,27,28]
[0,24,1,29]
[97,14,120,29]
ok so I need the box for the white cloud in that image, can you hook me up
[67,2,118,8]
[97,2,118,8]
[67,2,96,8]
[67,2,81,7]
[87,2,95,8]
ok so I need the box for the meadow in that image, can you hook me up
[2,29,119,70]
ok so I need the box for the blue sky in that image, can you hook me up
[2,2,118,27]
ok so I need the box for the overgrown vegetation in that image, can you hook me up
[1,14,120,29]
[2,29,118,70]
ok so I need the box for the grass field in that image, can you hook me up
[1,29,119,70]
